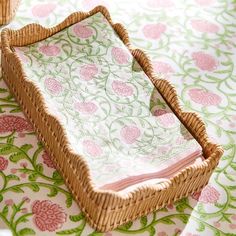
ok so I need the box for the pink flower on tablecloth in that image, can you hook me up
[11,168,17,174]
[0,115,33,133]
[147,0,174,8]
[22,196,30,203]
[142,23,166,40]
[112,80,134,97]
[42,151,55,168]
[111,47,130,64]
[213,222,221,228]
[39,45,60,57]
[20,173,27,178]
[73,23,94,38]
[74,101,98,115]
[195,0,215,6]
[192,185,220,203]
[5,199,14,206]
[0,156,8,171]
[188,88,222,106]
[83,140,103,157]
[229,224,236,229]
[32,200,67,232]
[20,162,28,168]
[154,109,176,127]
[191,19,219,33]
[82,0,109,10]
[120,125,141,144]
[79,64,98,81]
[153,61,174,74]
[45,78,63,95]
[192,51,218,71]
[157,232,167,236]
[32,3,57,18]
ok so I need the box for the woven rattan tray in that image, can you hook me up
[1,6,223,232]
[0,0,20,25]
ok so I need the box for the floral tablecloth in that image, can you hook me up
[0,0,235,235]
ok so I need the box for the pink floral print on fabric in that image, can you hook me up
[155,111,176,127]
[0,115,33,133]
[142,23,166,40]
[111,47,130,64]
[195,0,215,6]
[79,64,98,81]
[192,185,220,203]
[188,88,222,106]
[31,3,57,18]
[73,23,94,38]
[192,51,218,71]
[0,156,8,171]
[44,78,63,95]
[191,19,219,33]
[39,45,61,56]
[147,0,174,8]
[32,200,67,232]
[153,61,174,74]
[42,151,55,169]
[83,140,103,157]
[74,101,98,115]
[120,125,141,144]
[112,80,134,97]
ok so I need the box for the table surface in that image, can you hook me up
[0,0,235,235]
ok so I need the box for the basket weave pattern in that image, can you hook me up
[0,0,20,25]
[1,6,223,232]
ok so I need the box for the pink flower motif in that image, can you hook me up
[32,3,57,18]
[191,19,219,33]
[195,0,215,6]
[11,168,17,174]
[154,109,176,127]
[20,173,27,178]
[20,162,28,168]
[79,64,98,81]
[74,101,98,115]
[111,47,130,64]
[39,45,60,57]
[42,151,55,169]
[192,51,218,71]
[32,200,67,232]
[83,140,103,157]
[45,78,63,95]
[142,23,166,40]
[147,0,174,8]
[0,156,8,171]
[82,0,108,10]
[120,125,141,144]
[5,199,14,206]
[192,185,220,204]
[22,196,31,203]
[73,23,94,38]
[188,88,222,106]
[157,232,167,236]
[153,61,174,74]
[0,115,33,133]
[229,224,236,229]
[112,80,134,97]
[213,222,221,228]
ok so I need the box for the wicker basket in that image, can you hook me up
[1,6,223,232]
[0,0,20,25]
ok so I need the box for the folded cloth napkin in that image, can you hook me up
[14,12,203,192]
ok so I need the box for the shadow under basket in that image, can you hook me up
[1,6,223,232]
[0,0,20,25]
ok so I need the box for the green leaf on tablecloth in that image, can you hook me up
[35,163,43,173]
[174,214,189,224]
[0,88,8,93]
[224,170,235,181]
[11,186,24,193]
[2,205,8,217]
[6,174,20,182]
[223,144,235,150]
[140,215,148,227]
[66,195,73,208]
[118,221,133,230]
[88,232,103,236]
[7,136,15,144]
[147,226,156,236]
[0,144,18,155]
[0,194,3,202]
[53,170,62,179]
[47,187,58,197]
[9,152,27,163]
[230,162,236,171]
[196,221,205,232]
[18,228,35,235]
[69,213,84,222]
[10,107,22,113]
[20,144,33,153]
[28,183,40,192]
[159,217,175,225]
[56,226,83,235]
